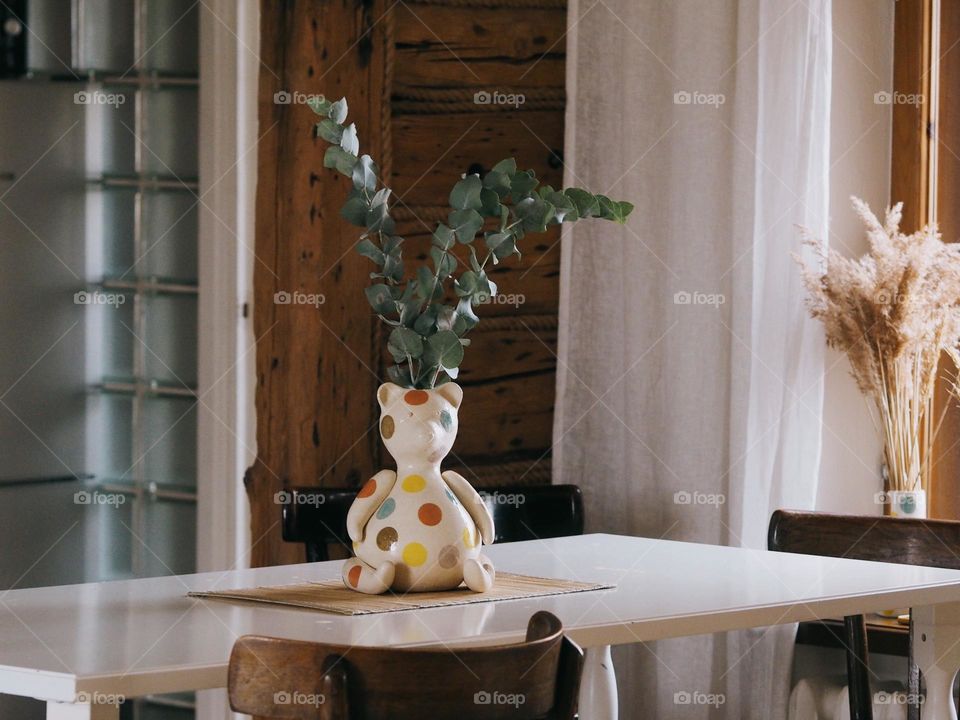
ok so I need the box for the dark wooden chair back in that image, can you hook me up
[282,485,584,561]
[228,611,584,720]
[768,510,960,720]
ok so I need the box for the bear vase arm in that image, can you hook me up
[442,470,495,545]
[346,470,397,542]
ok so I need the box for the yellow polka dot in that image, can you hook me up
[463,526,478,548]
[401,474,426,493]
[402,542,428,567]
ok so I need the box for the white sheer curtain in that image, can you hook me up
[555,0,831,718]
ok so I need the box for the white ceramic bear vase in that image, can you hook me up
[341,382,496,594]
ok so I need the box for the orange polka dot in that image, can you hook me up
[358,477,377,498]
[404,389,429,405]
[418,503,442,526]
[348,565,362,588]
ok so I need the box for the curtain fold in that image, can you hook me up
[555,0,831,717]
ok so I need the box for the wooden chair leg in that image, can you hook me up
[844,614,873,720]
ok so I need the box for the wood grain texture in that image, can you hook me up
[249,0,388,567]
[228,611,583,720]
[251,0,568,568]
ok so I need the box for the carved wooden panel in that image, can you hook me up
[251,0,567,566]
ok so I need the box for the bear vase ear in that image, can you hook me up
[436,382,463,409]
[377,383,403,410]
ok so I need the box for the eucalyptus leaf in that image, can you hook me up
[386,364,413,387]
[340,123,359,156]
[341,196,369,227]
[564,188,600,217]
[414,308,437,335]
[491,157,517,175]
[307,95,331,116]
[449,175,483,211]
[510,170,538,198]
[352,155,379,192]
[328,97,348,124]
[455,270,479,297]
[480,187,502,216]
[382,252,404,282]
[449,208,484,244]
[356,237,385,264]
[323,145,357,177]
[432,224,456,251]
[455,297,479,330]
[316,118,343,144]
[365,284,396,315]
[482,169,511,198]
[430,247,457,279]
[424,330,464,369]
[388,327,424,362]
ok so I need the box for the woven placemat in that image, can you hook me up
[189,572,613,615]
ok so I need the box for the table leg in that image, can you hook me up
[46,700,120,720]
[913,602,960,719]
[579,645,618,720]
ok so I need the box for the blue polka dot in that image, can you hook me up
[440,410,453,431]
[376,497,396,519]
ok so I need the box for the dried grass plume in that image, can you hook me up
[796,197,960,492]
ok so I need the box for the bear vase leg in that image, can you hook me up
[579,645,618,720]
[463,553,496,592]
[341,558,395,595]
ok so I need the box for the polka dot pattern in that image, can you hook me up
[358,477,377,498]
[380,415,395,439]
[404,389,429,405]
[401,474,426,493]
[402,542,428,567]
[377,527,398,551]
[440,410,453,431]
[376,497,396,519]
[418,503,442,526]
[439,544,460,569]
[347,565,362,588]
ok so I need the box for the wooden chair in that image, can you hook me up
[228,610,584,719]
[282,484,585,561]
[768,510,960,720]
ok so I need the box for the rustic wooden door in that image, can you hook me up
[248,0,568,567]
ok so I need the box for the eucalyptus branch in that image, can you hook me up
[309,95,634,389]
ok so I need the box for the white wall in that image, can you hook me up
[815,0,894,515]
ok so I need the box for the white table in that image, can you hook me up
[4,533,960,719]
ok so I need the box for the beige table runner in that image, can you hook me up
[189,572,613,615]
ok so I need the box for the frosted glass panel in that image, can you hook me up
[143,398,197,487]
[143,499,196,576]
[88,91,137,176]
[144,0,200,75]
[85,487,135,580]
[143,295,197,384]
[141,89,198,178]
[92,394,132,480]
[96,188,136,276]
[75,0,135,72]
[142,193,198,280]
[96,293,135,378]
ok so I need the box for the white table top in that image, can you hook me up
[3,533,960,702]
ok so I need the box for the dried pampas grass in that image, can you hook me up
[797,197,960,492]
